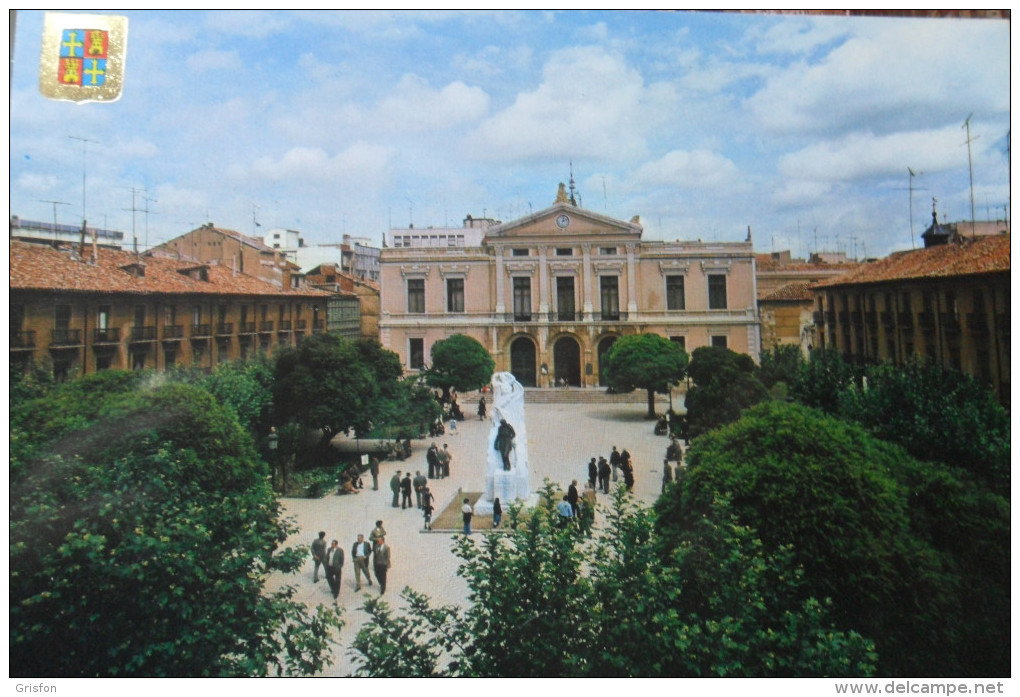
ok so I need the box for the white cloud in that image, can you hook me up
[464,46,677,162]
[203,10,291,38]
[186,49,242,73]
[241,142,395,185]
[631,149,739,189]
[376,75,490,132]
[17,172,60,193]
[778,126,972,182]
[744,16,851,56]
[747,19,1010,135]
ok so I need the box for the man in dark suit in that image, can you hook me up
[567,479,580,518]
[373,536,391,595]
[311,531,327,583]
[352,534,373,591]
[325,540,344,604]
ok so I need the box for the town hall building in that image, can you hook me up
[379,185,759,388]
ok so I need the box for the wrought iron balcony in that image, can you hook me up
[259,321,274,333]
[162,325,185,340]
[191,323,212,337]
[93,327,120,344]
[312,320,325,332]
[966,312,989,334]
[10,330,35,349]
[239,322,257,334]
[277,320,292,332]
[130,326,158,342]
[550,311,584,322]
[51,328,83,346]
[294,319,307,331]
[939,313,961,334]
[215,322,234,336]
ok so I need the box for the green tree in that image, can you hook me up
[601,333,688,418]
[656,400,1009,676]
[756,343,806,391]
[198,355,275,434]
[789,346,859,414]
[272,333,380,447]
[683,346,767,437]
[349,482,874,677]
[10,380,342,676]
[425,334,495,400]
[839,358,1010,493]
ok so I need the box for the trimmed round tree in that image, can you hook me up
[425,334,495,399]
[601,333,687,418]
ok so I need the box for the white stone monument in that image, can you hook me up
[473,372,531,516]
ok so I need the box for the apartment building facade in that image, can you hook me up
[10,241,331,379]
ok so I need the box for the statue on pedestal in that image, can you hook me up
[473,372,530,516]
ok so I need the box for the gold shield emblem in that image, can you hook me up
[39,12,128,103]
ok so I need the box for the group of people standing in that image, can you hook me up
[425,442,452,480]
[389,469,437,529]
[586,445,635,494]
[310,521,393,603]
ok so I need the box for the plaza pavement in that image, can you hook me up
[269,395,676,677]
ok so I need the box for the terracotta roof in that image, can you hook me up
[759,281,814,302]
[756,254,858,273]
[812,234,1010,289]
[9,241,330,298]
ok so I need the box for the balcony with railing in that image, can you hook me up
[277,319,292,332]
[11,330,36,349]
[549,311,585,323]
[294,319,308,331]
[51,328,83,346]
[239,322,257,334]
[599,311,628,321]
[259,321,274,334]
[162,325,185,340]
[966,312,989,334]
[215,322,234,336]
[312,319,326,332]
[917,312,936,332]
[939,312,961,335]
[879,311,895,329]
[93,327,121,344]
[191,323,212,338]
[130,326,158,342]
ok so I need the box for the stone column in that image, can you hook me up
[626,243,638,315]
[495,247,506,316]
[582,243,593,319]
[538,246,549,316]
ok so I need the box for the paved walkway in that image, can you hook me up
[269,399,680,676]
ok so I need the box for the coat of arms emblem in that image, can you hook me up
[39,12,128,103]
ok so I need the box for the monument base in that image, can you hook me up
[475,470,519,516]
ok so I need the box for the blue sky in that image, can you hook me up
[9,10,1011,258]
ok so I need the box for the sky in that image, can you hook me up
[8,10,1011,259]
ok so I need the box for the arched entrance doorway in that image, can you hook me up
[597,335,618,386]
[509,336,537,387]
[553,335,581,387]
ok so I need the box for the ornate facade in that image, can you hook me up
[379,188,759,387]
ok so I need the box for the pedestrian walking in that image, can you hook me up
[311,531,327,583]
[478,396,487,421]
[492,497,503,528]
[370,457,380,490]
[438,443,452,478]
[352,534,373,591]
[661,458,673,493]
[325,539,344,604]
[422,487,435,531]
[427,442,440,479]
[369,520,386,552]
[400,472,413,509]
[390,470,401,507]
[413,471,427,508]
[373,536,391,595]
[587,457,598,488]
[461,497,473,534]
[610,446,621,482]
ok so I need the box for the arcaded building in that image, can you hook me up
[379,186,759,387]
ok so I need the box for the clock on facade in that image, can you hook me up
[555,214,570,228]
